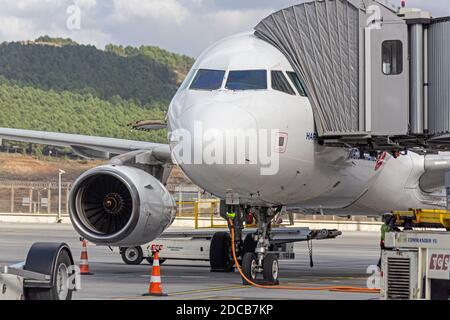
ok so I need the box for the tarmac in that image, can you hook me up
[0,223,381,300]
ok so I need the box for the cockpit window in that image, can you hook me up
[225,70,267,90]
[286,71,307,97]
[179,68,197,91]
[190,69,225,90]
[271,71,295,95]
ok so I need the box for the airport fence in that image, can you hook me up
[0,181,218,218]
[0,181,386,227]
[0,180,72,216]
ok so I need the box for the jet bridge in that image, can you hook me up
[255,0,450,152]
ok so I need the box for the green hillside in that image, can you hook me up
[0,37,195,147]
[0,81,167,142]
[105,44,194,83]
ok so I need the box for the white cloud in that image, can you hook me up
[0,17,36,41]
[112,0,189,24]
[0,0,448,56]
[75,0,97,9]
[206,8,272,33]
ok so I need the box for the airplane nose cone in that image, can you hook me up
[169,102,263,196]
[171,102,257,135]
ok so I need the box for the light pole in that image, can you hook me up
[37,190,41,214]
[58,169,66,223]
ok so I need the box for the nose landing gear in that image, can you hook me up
[230,206,281,286]
[241,252,280,285]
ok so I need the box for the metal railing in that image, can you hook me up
[0,181,219,219]
[0,181,403,224]
[192,199,227,229]
[0,181,71,216]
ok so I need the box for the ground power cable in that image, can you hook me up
[228,220,380,294]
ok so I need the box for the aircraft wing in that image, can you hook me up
[0,127,172,163]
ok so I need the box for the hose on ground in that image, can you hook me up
[228,220,380,294]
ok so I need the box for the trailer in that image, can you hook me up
[118,227,341,271]
[381,230,450,300]
[0,243,78,300]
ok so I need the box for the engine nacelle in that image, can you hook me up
[69,165,176,246]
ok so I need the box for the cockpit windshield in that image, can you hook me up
[271,71,295,95]
[190,69,225,90]
[225,70,267,91]
[286,71,307,97]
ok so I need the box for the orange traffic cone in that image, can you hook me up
[143,251,167,296]
[79,239,94,275]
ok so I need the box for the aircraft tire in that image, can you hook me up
[262,253,279,283]
[241,252,258,285]
[243,233,257,254]
[210,232,234,272]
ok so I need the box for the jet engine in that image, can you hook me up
[69,165,176,246]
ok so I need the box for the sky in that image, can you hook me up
[0,0,448,57]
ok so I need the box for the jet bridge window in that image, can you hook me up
[382,40,403,75]
[190,69,225,90]
[225,70,267,90]
[286,72,307,97]
[271,71,295,95]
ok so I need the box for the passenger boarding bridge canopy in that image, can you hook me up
[254,0,409,139]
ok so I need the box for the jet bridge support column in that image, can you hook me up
[410,23,424,135]
[400,8,432,135]
[423,26,429,133]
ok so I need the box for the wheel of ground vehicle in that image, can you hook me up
[241,252,258,285]
[262,253,279,283]
[120,247,144,265]
[24,243,75,300]
[210,232,234,272]
[145,257,166,265]
[243,233,257,254]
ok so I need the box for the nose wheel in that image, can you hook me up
[241,252,279,285]
[242,253,258,284]
[238,207,281,285]
[262,253,279,283]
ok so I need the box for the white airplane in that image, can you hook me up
[1,31,450,282]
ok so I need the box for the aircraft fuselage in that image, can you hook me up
[167,32,444,215]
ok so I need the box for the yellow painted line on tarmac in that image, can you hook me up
[116,277,368,300]
[168,285,248,297]
[115,285,248,300]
